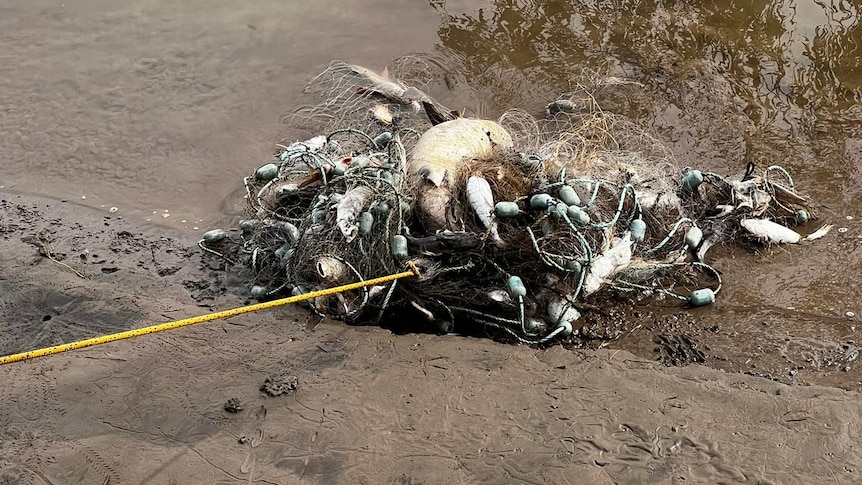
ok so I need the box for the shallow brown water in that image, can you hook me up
[3,0,862,483]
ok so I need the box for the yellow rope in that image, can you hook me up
[0,262,419,366]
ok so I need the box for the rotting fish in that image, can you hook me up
[409,118,514,229]
[583,232,634,296]
[740,218,833,244]
[335,185,374,243]
[466,176,503,245]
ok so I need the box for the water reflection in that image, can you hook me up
[429,0,862,366]
[429,0,862,199]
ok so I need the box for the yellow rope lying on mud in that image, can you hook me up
[0,262,420,366]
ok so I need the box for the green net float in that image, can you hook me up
[557,320,573,337]
[391,235,408,259]
[630,218,646,242]
[333,165,347,177]
[494,201,520,218]
[358,212,374,235]
[689,288,715,307]
[291,285,309,307]
[370,201,390,217]
[373,131,393,149]
[566,206,591,225]
[507,275,527,297]
[282,222,301,242]
[550,201,568,219]
[239,220,257,235]
[255,163,279,181]
[274,243,291,260]
[566,259,582,274]
[530,193,553,209]
[558,185,581,206]
[795,209,809,224]
[311,209,327,223]
[681,170,703,192]
[202,229,226,245]
[250,285,268,301]
[685,226,703,249]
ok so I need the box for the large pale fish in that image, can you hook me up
[409,118,514,229]
[740,218,833,244]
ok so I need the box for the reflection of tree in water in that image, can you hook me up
[430,0,861,141]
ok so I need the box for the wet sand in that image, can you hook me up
[3,193,862,484]
[3,0,862,483]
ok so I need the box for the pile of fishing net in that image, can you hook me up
[200,59,830,344]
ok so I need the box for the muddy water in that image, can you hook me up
[425,0,862,387]
[2,0,861,383]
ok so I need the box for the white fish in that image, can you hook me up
[409,118,513,229]
[711,204,735,218]
[335,186,373,243]
[347,64,408,102]
[466,176,503,244]
[740,219,833,244]
[583,232,634,295]
[488,289,511,303]
[547,297,581,324]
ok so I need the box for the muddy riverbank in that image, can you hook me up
[3,0,862,482]
[2,192,862,483]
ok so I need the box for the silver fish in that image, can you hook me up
[583,232,634,296]
[740,219,833,244]
[336,186,374,243]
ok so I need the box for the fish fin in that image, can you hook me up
[381,66,390,80]
[423,100,458,126]
[804,224,833,241]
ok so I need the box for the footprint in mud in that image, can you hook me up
[0,281,141,355]
[654,333,706,366]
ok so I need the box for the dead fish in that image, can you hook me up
[279,135,328,160]
[336,185,374,243]
[547,297,581,325]
[740,219,833,244]
[598,76,645,87]
[488,289,511,303]
[710,204,735,218]
[409,118,514,229]
[370,104,393,125]
[583,232,634,296]
[466,176,503,244]
[315,256,349,283]
[348,64,409,103]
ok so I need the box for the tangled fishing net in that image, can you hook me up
[200,58,830,344]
